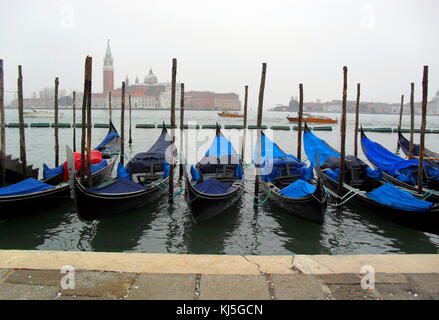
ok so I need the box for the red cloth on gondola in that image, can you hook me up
[62,151,103,181]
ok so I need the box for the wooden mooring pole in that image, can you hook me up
[0,59,5,186]
[179,82,185,180]
[72,91,76,152]
[128,94,132,145]
[418,66,428,194]
[297,83,304,161]
[337,66,348,197]
[80,57,92,185]
[120,82,126,166]
[86,60,93,188]
[254,63,267,203]
[409,83,415,157]
[354,83,360,157]
[169,58,177,202]
[397,94,404,151]
[108,91,112,124]
[241,85,248,161]
[398,95,404,131]
[54,77,59,167]
[17,65,27,176]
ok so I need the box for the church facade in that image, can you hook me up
[91,40,182,109]
[90,40,241,110]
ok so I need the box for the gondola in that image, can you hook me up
[73,125,173,221]
[0,122,120,219]
[361,128,439,201]
[304,124,439,235]
[256,131,327,223]
[185,124,243,221]
[398,130,439,168]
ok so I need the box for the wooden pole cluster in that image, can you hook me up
[354,83,360,157]
[254,63,267,202]
[409,83,415,157]
[241,85,248,161]
[297,83,304,161]
[80,57,92,185]
[418,66,428,194]
[179,82,185,180]
[72,91,76,152]
[128,94,132,145]
[54,77,59,167]
[17,65,27,176]
[120,82,126,166]
[337,66,348,196]
[169,58,177,202]
[0,59,5,186]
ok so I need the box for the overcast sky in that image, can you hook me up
[1,0,438,109]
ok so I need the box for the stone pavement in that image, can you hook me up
[0,250,438,300]
[0,269,438,300]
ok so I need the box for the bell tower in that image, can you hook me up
[103,39,114,94]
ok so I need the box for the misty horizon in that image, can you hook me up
[1,0,438,109]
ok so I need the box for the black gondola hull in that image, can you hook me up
[185,177,243,221]
[322,173,439,235]
[74,176,168,221]
[261,179,327,223]
[0,157,116,219]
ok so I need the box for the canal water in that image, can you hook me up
[1,109,439,255]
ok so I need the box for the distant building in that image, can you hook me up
[185,91,240,110]
[89,41,241,110]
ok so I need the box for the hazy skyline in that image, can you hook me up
[1,0,438,109]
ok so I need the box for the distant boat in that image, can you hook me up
[24,109,63,118]
[217,111,244,118]
[287,113,337,124]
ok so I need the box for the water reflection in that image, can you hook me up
[0,202,74,250]
[184,199,242,254]
[321,201,439,254]
[90,199,160,252]
[264,201,329,255]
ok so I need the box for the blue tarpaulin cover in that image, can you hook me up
[117,162,130,179]
[126,129,173,175]
[256,134,313,182]
[163,163,170,178]
[194,178,232,194]
[191,165,202,181]
[366,167,382,180]
[324,168,339,180]
[0,178,55,196]
[366,183,433,212]
[87,177,147,194]
[94,132,120,151]
[205,135,237,158]
[279,179,317,199]
[43,163,64,180]
[361,135,418,178]
[235,164,244,179]
[261,158,308,182]
[254,133,298,165]
[91,160,108,173]
[304,130,340,168]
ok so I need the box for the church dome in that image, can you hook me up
[144,68,158,85]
